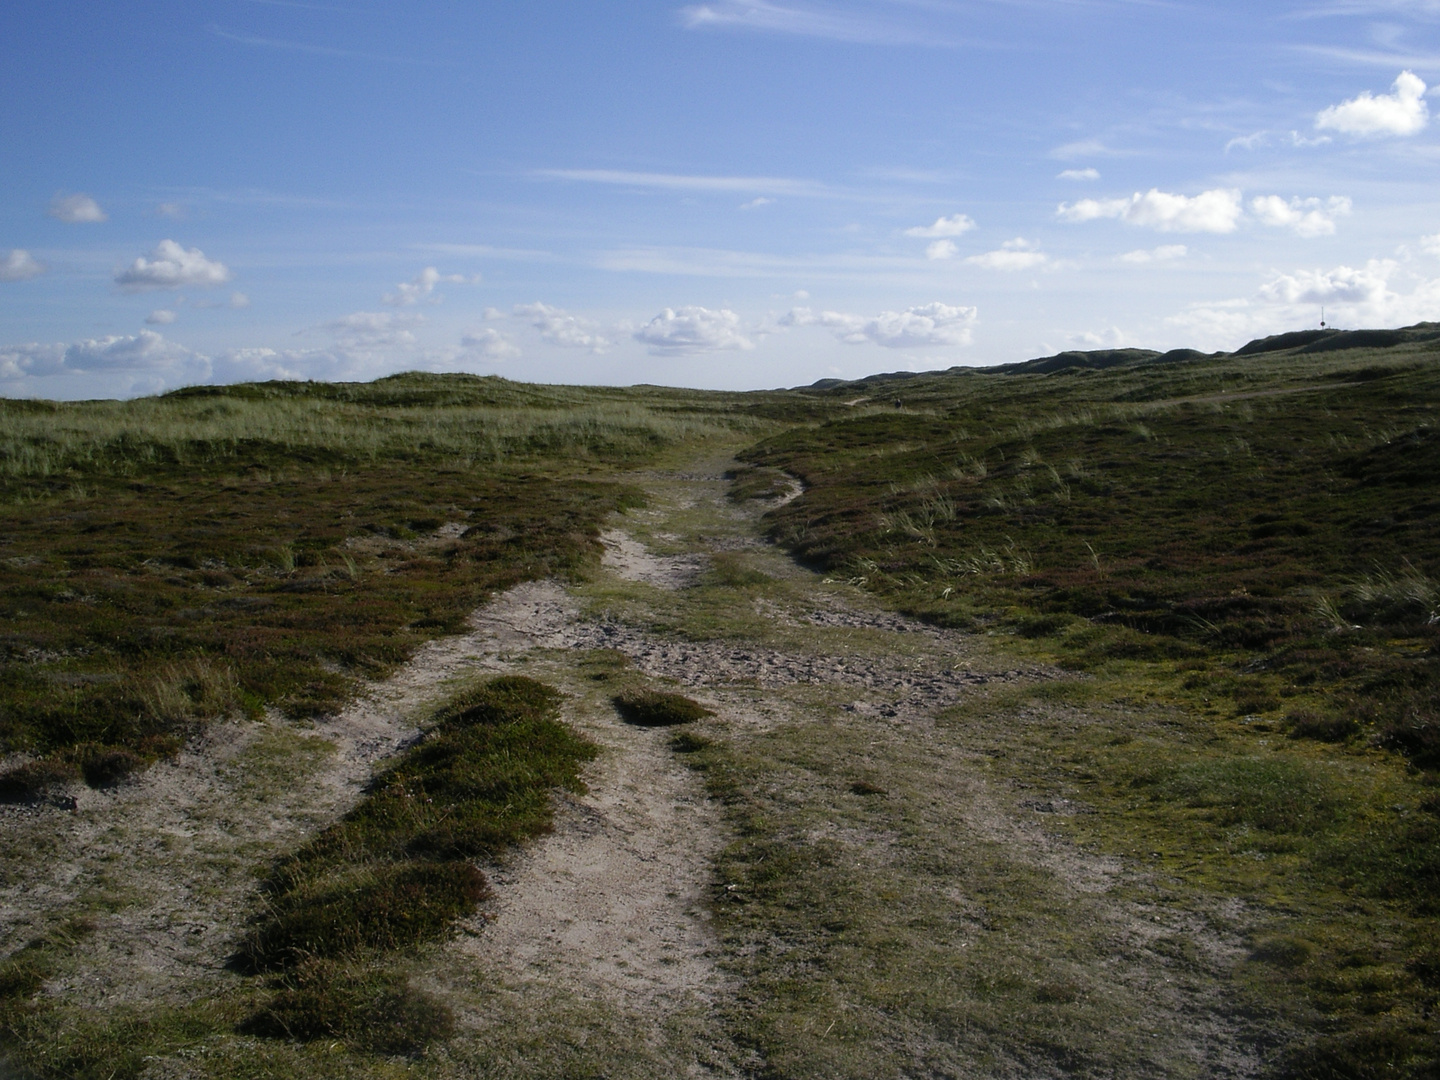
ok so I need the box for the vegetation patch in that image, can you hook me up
[237,675,595,972]
[613,688,714,727]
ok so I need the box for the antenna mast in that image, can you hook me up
[1320,306,1326,329]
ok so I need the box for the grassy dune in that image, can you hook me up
[1,333,1438,1078]
[743,328,1440,1076]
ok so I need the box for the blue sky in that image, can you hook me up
[4,1,1440,397]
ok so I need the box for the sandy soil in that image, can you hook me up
[0,456,1261,1078]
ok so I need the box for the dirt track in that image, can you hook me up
[0,454,1263,1078]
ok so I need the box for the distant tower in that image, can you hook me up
[1320,306,1327,329]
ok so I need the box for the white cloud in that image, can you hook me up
[1118,244,1187,264]
[926,239,958,260]
[740,197,775,210]
[229,291,250,309]
[383,266,469,306]
[1166,257,1440,352]
[1420,232,1440,256]
[114,240,232,291]
[0,331,206,382]
[1058,188,1243,234]
[1058,168,1100,181]
[514,302,613,352]
[679,0,940,46]
[1225,130,1332,152]
[634,306,753,355]
[0,250,45,282]
[1258,261,1395,306]
[1250,195,1352,238]
[1316,70,1428,136]
[965,238,1047,271]
[904,214,976,239]
[538,168,828,198]
[322,311,422,347]
[460,328,520,360]
[783,301,976,348]
[156,202,187,220]
[48,192,107,224]
[145,309,177,325]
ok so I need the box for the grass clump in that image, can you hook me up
[613,688,713,727]
[238,675,595,973]
[242,959,455,1054]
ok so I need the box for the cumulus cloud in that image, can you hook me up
[634,306,752,355]
[1118,244,1187,264]
[48,192,107,224]
[0,331,207,383]
[1167,258,1440,352]
[460,328,520,360]
[926,239,958,260]
[383,266,469,306]
[1421,233,1440,256]
[965,238,1047,271]
[514,302,613,352]
[322,311,423,347]
[904,214,976,239]
[783,302,976,348]
[114,240,231,291]
[1058,188,1243,234]
[1058,168,1100,181]
[1258,261,1395,306]
[1316,71,1428,137]
[145,309,177,325]
[0,250,45,282]
[1250,195,1352,238]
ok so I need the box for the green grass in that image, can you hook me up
[238,675,596,972]
[0,373,801,794]
[735,328,1440,1076]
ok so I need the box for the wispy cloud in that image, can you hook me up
[48,192,107,224]
[1250,195,1352,237]
[679,0,956,46]
[965,238,1048,271]
[783,301,976,348]
[536,168,833,198]
[514,302,614,352]
[1292,43,1440,68]
[1058,168,1100,180]
[903,213,976,238]
[0,250,45,283]
[1118,244,1187,264]
[208,24,433,64]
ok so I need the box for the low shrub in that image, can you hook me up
[613,689,713,727]
[669,731,712,754]
[238,675,594,975]
[1287,711,1360,743]
[241,960,455,1053]
[0,759,79,802]
[238,861,491,972]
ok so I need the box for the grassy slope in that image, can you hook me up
[0,374,789,792]
[1,331,1439,1078]
[741,329,1440,1077]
